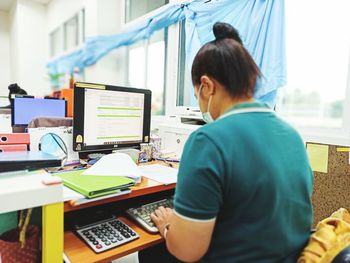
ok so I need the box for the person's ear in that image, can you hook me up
[200,76,216,98]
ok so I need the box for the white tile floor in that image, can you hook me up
[112,252,139,263]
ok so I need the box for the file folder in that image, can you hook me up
[55,170,135,198]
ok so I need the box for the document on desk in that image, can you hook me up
[139,164,178,185]
[83,153,142,180]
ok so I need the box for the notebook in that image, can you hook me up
[55,170,135,198]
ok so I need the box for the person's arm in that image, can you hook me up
[152,131,225,262]
[151,207,216,262]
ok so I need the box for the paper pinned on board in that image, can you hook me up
[336,147,350,152]
[139,164,178,185]
[306,143,329,173]
[335,147,350,165]
[83,153,142,179]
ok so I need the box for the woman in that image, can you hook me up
[148,22,313,263]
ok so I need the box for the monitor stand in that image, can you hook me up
[78,150,112,161]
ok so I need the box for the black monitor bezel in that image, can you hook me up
[73,82,152,153]
[11,96,67,127]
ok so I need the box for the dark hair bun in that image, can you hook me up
[213,22,243,44]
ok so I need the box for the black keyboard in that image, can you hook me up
[126,197,173,233]
[75,217,139,253]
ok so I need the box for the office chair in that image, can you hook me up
[332,246,350,263]
[27,117,73,128]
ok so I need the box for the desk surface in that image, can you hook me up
[64,170,176,262]
[0,170,62,214]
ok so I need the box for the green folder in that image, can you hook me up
[55,170,135,198]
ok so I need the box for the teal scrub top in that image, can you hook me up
[174,101,313,263]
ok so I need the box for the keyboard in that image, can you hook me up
[75,217,139,253]
[126,197,173,233]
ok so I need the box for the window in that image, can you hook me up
[125,0,168,23]
[50,9,85,57]
[64,15,79,51]
[177,20,195,108]
[124,0,168,115]
[50,27,63,57]
[276,0,350,143]
[127,29,167,115]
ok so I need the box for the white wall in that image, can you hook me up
[9,0,49,96]
[9,0,18,94]
[85,0,127,86]
[0,10,11,96]
[47,0,127,87]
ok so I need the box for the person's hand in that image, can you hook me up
[151,206,173,238]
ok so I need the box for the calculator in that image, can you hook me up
[75,217,139,253]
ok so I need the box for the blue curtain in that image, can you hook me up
[48,0,285,107]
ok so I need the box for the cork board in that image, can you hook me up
[309,143,350,226]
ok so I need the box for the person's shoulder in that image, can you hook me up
[275,115,302,136]
[191,122,223,138]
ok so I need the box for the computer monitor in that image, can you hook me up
[73,82,152,153]
[12,97,67,126]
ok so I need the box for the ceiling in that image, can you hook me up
[0,0,51,12]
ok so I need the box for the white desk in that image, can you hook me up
[0,170,63,262]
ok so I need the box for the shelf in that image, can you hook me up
[0,170,63,214]
[64,216,163,263]
[64,177,176,212]
[62,161,178,262]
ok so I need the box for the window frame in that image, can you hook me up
[64,14,79,51]
[281,52,350,146]
[274,5,350,146]
[122,0,171,115]
[50,26,64,57]
[168,2,350,146]
[49,9,85,59]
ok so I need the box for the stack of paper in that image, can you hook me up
[83,153,142,181]
[84,153,178,184]
[139,164,178,185]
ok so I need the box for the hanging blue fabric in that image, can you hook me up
[47,2,190,75]
[183,0,286,107]
[47,0,285,107]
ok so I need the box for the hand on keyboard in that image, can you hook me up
[151,206,173,237]
[126,197,174,233]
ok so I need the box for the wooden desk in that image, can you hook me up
[64,175,176,262]
[64,177,176,212]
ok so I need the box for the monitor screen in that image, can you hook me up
[12,97,67,126]
[73,82,152,153]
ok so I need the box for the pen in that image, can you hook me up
[154,157,180,163]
